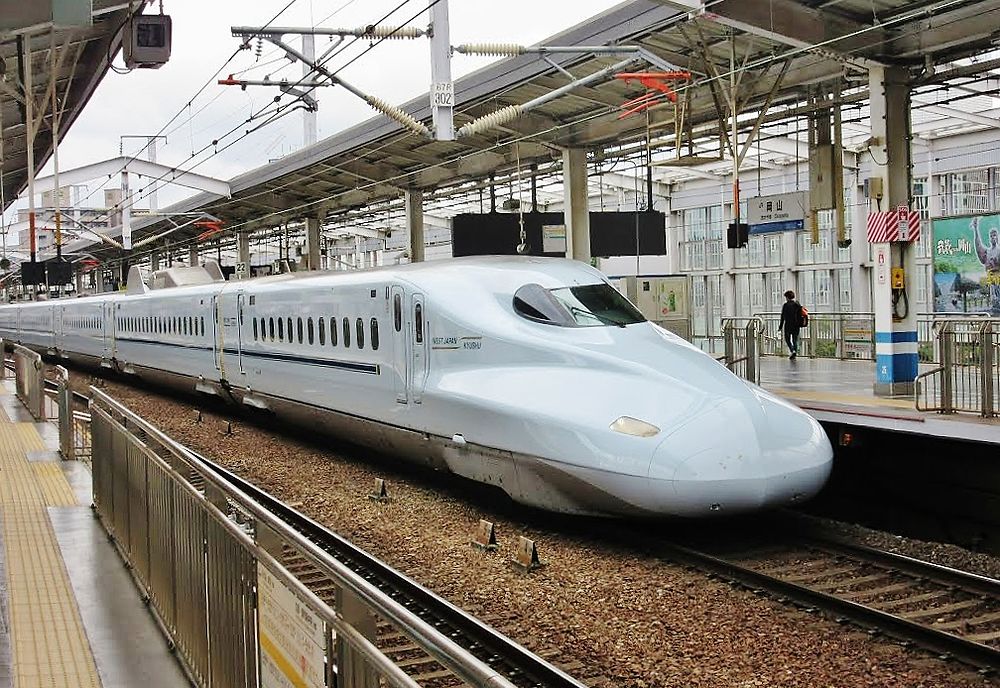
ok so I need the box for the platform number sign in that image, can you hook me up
[432,82,454,107]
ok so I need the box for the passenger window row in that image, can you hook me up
[117,315,206,338]
[252,315,380,352]
[67,317,101,329]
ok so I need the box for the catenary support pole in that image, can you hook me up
[868,65,917,397]
[405,189,425,262]
[562,148,591,262]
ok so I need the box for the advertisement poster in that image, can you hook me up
[932,214,1000,314]
[541,224,566,253]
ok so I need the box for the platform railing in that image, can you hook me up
[53,366,90,463]
[752,311,877,360]
[721,317,764,384]
[916,320,1000,417]
[88,387,518,688]
[11,343,47,421]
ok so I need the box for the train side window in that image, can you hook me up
[318,317,326,346]
[278,317,284,342]
[356,318,365,349]
[183,318,189,336]
[393,294,402,332]
[342,317,350,348]
[287,318,293,344]
[268,317,275,341]
[297,317,304,344]
[415,304,423,344]
[329,317,338,347]
[307,318,314,345]
[371,318,379,351]
[201,317,205,337]
[253,318,258,341]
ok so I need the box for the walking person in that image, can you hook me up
[779,290,805,359]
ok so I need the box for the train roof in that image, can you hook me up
[1,256,609,306]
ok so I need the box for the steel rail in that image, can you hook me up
[654,537,1000,673]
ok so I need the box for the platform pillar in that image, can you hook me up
[236,231,251,279]
[305,216,322,270]
[868,65,917,397]
[74,270,83,294]
[188,247,199,267]
[405,189,425,263]
[562,148,591,262]
[150,251,160,272]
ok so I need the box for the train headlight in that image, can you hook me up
[610,416,660,438]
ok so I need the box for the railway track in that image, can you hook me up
[199,454,601,688]
[56,376,1000,677]
[646,522,1000,674]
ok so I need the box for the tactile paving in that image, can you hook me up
[0,419,101,687]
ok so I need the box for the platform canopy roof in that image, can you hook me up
[0,1,146,214]
[59,0,1000,265]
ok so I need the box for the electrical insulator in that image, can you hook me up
[455,43,526,57]
[353,25,425,40]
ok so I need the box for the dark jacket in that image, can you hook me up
[779,300,803,332]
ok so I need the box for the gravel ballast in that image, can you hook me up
[78,376,999,688]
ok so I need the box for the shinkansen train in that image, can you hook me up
[0,256,833,516]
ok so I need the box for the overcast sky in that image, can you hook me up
[24,0,624,213]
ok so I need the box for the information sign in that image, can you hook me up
[258,564,326,688]
[747,191,807,234]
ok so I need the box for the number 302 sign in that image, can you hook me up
[432,82,454,107]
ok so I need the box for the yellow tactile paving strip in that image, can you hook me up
[0,420,101,687]
[31,463,80,508]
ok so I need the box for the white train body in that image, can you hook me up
[0,256,833,516]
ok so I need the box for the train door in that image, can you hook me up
[408,293,427,404]
[212,295,225,377]
[104,302,117,360]
[235,291,246,375]
[391,286,408,403]
[54,306,64,353]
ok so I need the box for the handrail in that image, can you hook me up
[914,319,1000,417]
[10,343,46,420]
[88,386,519,688]
[721,317,763,384]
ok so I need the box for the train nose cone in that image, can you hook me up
[648,395,833,516]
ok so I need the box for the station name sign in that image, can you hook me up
[748,191,808,234]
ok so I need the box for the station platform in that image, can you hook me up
[760,357,1000,444]
[0,382,187,688]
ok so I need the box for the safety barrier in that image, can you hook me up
[916,320,1000,417]
[53,366,91,462]
[10,343,47,421]
[753,311,876,360]
[88,387,518,688]
[721,317,764,384]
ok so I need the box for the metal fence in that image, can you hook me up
[88,387,518,688]
[53,366,91,462]
[916,320,1000,417]
[753,311,876,360]
[721,318,765,384]
[11,343,47,421]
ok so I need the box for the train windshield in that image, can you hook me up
[513,283,645,328]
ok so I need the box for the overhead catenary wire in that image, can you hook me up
[68,3,1000,268]
[77,0,434,229]
[69,0,305,212]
